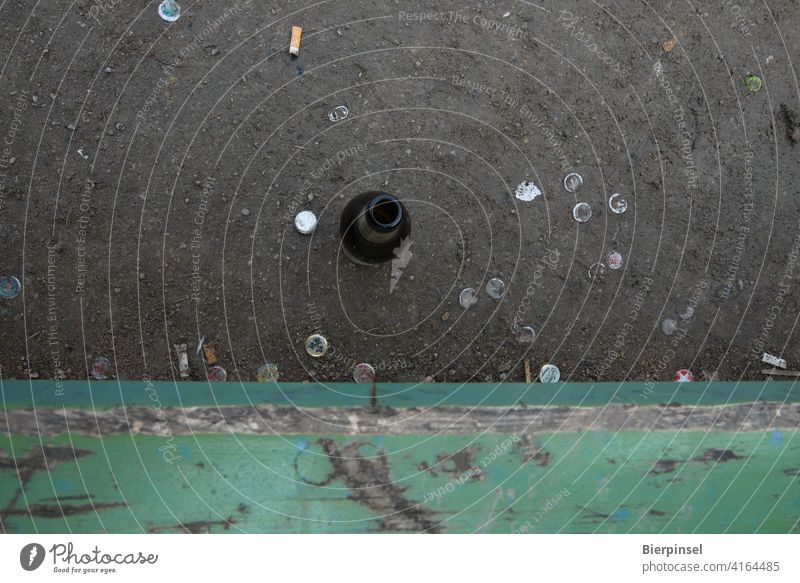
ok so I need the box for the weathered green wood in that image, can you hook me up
[2,381,798,533]
[2,379,798,409]
[1,431,798,533]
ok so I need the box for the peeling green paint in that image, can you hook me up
[1,430,798,533]
[2,380,798,533]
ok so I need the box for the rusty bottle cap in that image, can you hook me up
[353,363,376,383]
[0,275,21,299]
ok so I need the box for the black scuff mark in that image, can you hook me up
[319,439,440,533]
[649,448,744,477]
[43,494,94,502]
[434,446,482,478]
[649,459,683,475]
[0,445,93,531]
[417,461,437,476]
[148,515,236,534]
[577,506,610,520]
[6,501,127,517]
[692,449,744,463]
[514,435,552,467]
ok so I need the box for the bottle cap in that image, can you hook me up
[256,363,279,382]
[563,172,583,193]
[588,262,606,280]
[0,275,21,299]
[459,287,479,308]
[486,278,506,300]
[517,326,537,344]
[91,356,110,380]
[661,317,678,336]
[305,334,329,357]
[353,363,376,383]
[539,364,560,383]
[573,202,592,222]
[608,193,628,214]
[294,210,317,234]
[208,365,227,382]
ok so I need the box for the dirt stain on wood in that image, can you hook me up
[650,449,744,476]
[148,516,236,534]
[318,439,440,533]
[0,445,93,530]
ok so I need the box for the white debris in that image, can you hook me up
[294,210,317,234]
[762,352,787,369]
[515,180,541,202]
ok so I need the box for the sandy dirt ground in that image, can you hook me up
[0,0,798,383]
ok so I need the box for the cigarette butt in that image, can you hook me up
[202,342,218,365]
[175,343,190,379]
[524,359,532,384]
[289,26,302,55]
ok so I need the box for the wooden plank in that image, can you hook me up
[2,379,799,410]
[3,402,798,436]
[1,431,798,533]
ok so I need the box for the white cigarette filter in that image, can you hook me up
[289,26,302,55]
[175,343,190,378]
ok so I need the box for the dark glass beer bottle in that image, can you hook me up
[339,192,412,265]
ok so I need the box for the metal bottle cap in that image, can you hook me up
[459,287,479,308]
[539,364,560,383]
[563,172,583,193]
[517,326,537,344]
[588,262,607,280]
[0,275,21,299]
[305,334,329,357]
[486,278,506,300]
[91,356,110,380]
[744,75,762,93]
[256,363,279,382]
[295,210,317,234]
[573,202,592,222]
[208,365,227,382]
[353,363,376,383]
[608,193,628,214]
[661,317,678,336]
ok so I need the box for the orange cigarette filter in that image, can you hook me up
[201,342,218,365]
[289,26,302,55]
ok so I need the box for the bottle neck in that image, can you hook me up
[357,195,404,243]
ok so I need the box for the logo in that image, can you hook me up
[20,543,46,571]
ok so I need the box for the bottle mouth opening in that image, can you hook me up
[367,195,403,229]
